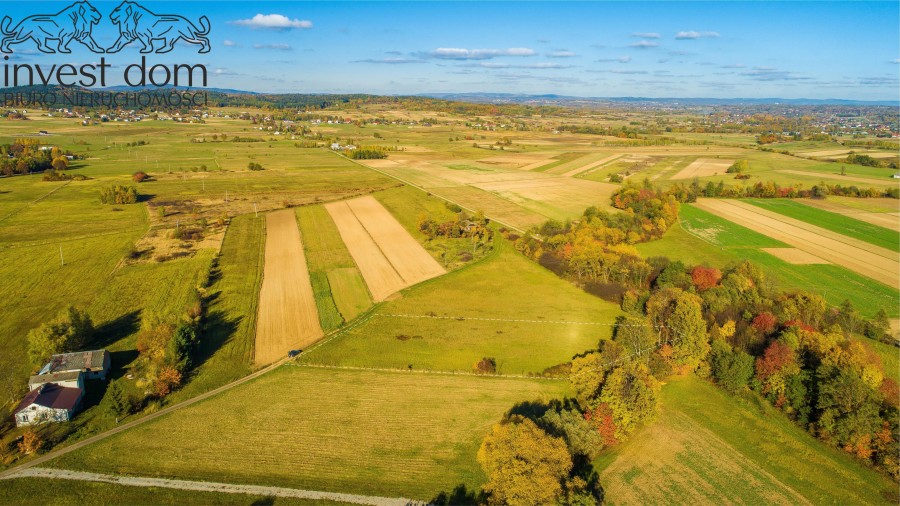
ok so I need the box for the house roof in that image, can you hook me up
[28,370,82,386]
[42,349,108,374]
[14,384,81,414]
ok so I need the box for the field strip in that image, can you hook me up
[670,158,733,180]
[797,199,900,232]
[255,210,323,365]
[562,154,624,177]
[345,196,445,285]
[4,468,421,506]
[777,169,898,187]
[376,313,621,325]
[290,361,567,381]
[693,199,900,289]
[325,200,406,301]
[730,200,898,261]
[329,150,528,234]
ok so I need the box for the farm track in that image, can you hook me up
[694,199,900,289]
[254,209,322,365]
[0,180,71,224]
[4,468,423,506]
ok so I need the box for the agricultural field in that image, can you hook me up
[598,376,898,505]
[303,239,622,374]
[797,196,900,232]
[48,366,570,500]
[693,198,899,289]
[637,205,899,318]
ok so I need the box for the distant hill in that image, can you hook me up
[419,92,900,107]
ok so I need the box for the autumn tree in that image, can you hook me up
[596,363,660,440]
[646,288,709,370]
[569,353,605,410]
[477,416,573,506]
[690,266,722,291]
[18,430,43,455]
[816,366,883,459]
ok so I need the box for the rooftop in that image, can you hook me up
[40,349,108,375]
[29,370,82,385]
[14,384,82,414]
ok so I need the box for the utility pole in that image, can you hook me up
[59,245,64,266]
[254,203,258,217]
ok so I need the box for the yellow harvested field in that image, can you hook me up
[324,200,406,301]
[863,151,900,159]
[777,170,899,187]
[761,248,829,265]
[325,197,444,301]
[670,158,734,180]
[474,177,619,218]
[345,196,445,285]
[255,210,323,365]
[694,199,900,289]
[799,149,853,157]
[561,154,624,177]
[798,198,900,232]
[430,186,547,230]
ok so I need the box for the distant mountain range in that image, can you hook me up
[418,92,900,107]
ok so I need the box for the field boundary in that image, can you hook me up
[3,468,423,506]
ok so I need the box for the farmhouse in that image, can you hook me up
[13,383,82,427]
[28,370,84,392]
[38,349,110,380]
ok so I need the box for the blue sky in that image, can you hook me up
[2,1,898,99]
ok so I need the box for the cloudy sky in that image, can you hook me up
[3,1,899,99]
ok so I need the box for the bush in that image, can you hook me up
[474,357,497,374]
[99,185,138,204]
[132,171,149,182]
[247,162,264,171]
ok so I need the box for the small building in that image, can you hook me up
[13,383,83,427]
[28,370,84,392]
[39,349,110,380]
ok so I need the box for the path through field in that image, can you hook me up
[326,197,444,301]
[693,199,899,289]
[5,468,419,506]
[255,210,322,364]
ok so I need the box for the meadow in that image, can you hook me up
[49,366,570,501]
[303,239,622,374]
[597,375,898,505]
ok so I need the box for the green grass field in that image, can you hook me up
[304,239,622,374]
[597,375,897,505]
[0,477,353,506]
[636,205,898,318]
[296,205,373,331]
[50,365,569,500]
[743,198,899,251]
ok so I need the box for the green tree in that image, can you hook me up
[104,379,129,422]
[597,363,660,440]
[477,416,573,506]
[539,408,605,461]
[26,307,93,368]
[709,339,754,394]
[816,366,883,457]
[647,288,709,370]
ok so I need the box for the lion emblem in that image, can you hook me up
[107,1,210,54]
[0,1,104,54]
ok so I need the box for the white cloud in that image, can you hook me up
[426,47,536,60]
[232,14,312,30]
[214,68,238,75]
[253,43,293,51]
[223,40,239,47]
[892,58,900,64]
[675,31,720,40]
[631,32,661,39]
[354,57,424,64]
[547,50,577,58]
[597,56,632,63]
[630,40,659,49]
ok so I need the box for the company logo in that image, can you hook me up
[0,1,105,54]
[0,1,210,55]
[0,2,212,108]
[107,1,210,54]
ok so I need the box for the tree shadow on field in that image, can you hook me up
[136,193,156,203]
[91,310,141,349]
[249,497,276,506]
[191,308,240,371]
[430,484,484,505]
